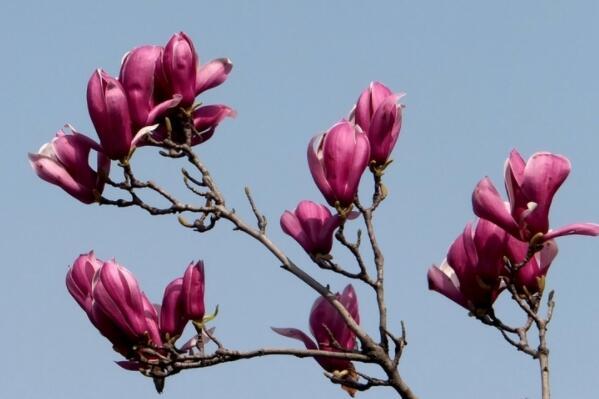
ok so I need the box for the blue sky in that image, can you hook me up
[2,1,599,398]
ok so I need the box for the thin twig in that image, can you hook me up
[244,187,267,233]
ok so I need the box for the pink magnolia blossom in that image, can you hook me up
[428,219,509,312]
[180,261,205,321]
[472,150,599,242]
[123,33,235,148]
[280,200,344,255]
[87,69,134,160]
[272,284,360,373]
[66,255,159,356]
[28,128,110,204]
[308,121,370,209]
[159,278,186,342]
[352,81,404,166]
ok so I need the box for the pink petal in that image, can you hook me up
[271,327,317,350]
[190,104,236,145]
[335,285,359,349]
[93,261,147,340]
[322,122,356,202]
[162,32,197,107]
[447,223,478,280]
[141,293,162,347]
[472,218,509,278]
[339,127,370,206]
[539,239,559,270]
[543,223,599,240]
[28,153,96,204]
[146,95,182,125]
[52,133,97,189]
[520,152,571,235]
[159,278,185,340]
[181,261,205,321]
[307,133,334,205]
[119,45,163,128]
[504,149,528,216]
[280,210,313,252]
[367,96,400,164]
[295,201,330,244]
[196,58,233,95]
[472,177,519,237]
[427,264,467,309]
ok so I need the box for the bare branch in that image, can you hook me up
[244,187,267,233]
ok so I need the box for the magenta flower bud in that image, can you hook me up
[180,261,205,321]
[506,236,558,295]
[307,121,370,208]
[280,200,343,255]
[91,260,152,344]
[87,69,133,160]
[428,219,509,312]
[196,58,233,95]
[472,150,599,242]
[273,284,360,373]
[118,45,163,128]
[162,32,198,108]
[28,128,110,204]
[159,278,187,341]
[352,82,403,166]
[66,251,103,314]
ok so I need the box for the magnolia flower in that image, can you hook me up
[87,69,134,160]
[428,219,509,312]
[124,33,235,147]
[308,121,370,209]
[272,284,360,373]
[351,81,404,167]
[159,278,186,342]
[180,261,205,321]
[472,150,599,243]
[280,200,345,255]
[28,127,110,204]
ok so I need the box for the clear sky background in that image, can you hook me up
[2,1,599,398]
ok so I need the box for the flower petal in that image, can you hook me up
[472,177,520,237]
[271,327,317,350]
[543,223,599,240]
[427,263,467,309]
[520,152,571,235]
[196,58,233,94]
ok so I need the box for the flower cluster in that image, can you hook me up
[281,82,403,256]
[66,252,206,364]
[29,32,234,203]
[429,150,599,312]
